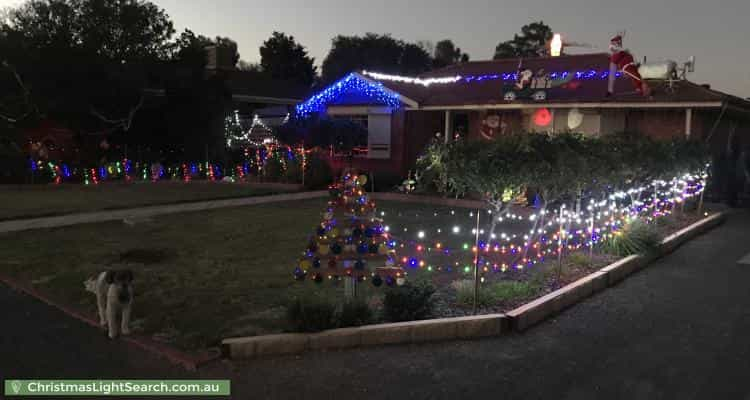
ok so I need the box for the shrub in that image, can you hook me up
[370,171,406,193]
[0,137,26,183]
[304,151,333,189]
[383,281,435,322]
[286,295,337,333]
[602,218,662,257]
[263,156,284,181]
[284,158,302,183]
[338,298,373,328]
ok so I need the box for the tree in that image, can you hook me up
[238,60,262,72]
[433,39,469,68]
[493,21,553,59]
[175,29,240,69]
[399,43,433,75]
[214,36,240,67]
[163,29,236,161]
[260,31,316,86]
[321,33,432,83]
[1,0,176,134]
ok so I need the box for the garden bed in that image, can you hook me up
[0,195,711,355]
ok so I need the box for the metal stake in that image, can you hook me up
[472,209,481,315]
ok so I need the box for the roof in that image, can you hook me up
[360,53,750,111]
[145,65,311,105]
[222,70,310,104]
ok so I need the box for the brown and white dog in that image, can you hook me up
[84,270,134,339]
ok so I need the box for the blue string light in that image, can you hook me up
[296,73,402,118]
[461,69,622,84]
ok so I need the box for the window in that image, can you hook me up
[339,115,368,130]
[331,115,369,157]
[326,107,393,159]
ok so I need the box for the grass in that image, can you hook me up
[0,198,330,349]
[452,278,542,307]
[0,181,300,220]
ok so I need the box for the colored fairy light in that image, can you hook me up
[375,171,705,279]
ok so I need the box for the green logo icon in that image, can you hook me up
[10,381,22,395]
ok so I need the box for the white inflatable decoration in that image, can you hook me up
[638,60,678,80]
[568,108,584,130]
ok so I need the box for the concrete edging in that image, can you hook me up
[507,211,727,332]
[222,314,508,359]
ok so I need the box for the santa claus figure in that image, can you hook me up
[608,34,650,96]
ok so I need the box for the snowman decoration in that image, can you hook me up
[607,33,650,97]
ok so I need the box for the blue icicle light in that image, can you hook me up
[295,73,401,118]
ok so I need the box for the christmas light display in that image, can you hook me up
[226,112,278,148]
[296,74,402,118]
[293,173,405,288]
[550,34,563,57]
[361,71,463,87]
[361,69,624,87]
[27,144,308,185]
[372,171,705,281]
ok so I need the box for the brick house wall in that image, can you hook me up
[625,109,696,140]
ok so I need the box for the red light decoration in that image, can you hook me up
[533,108,553,127]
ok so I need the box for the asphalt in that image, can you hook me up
[2,209,750,400]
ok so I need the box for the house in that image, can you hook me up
[22,65,308,164]
[295,53,750,177]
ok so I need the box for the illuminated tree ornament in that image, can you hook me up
[292,172,405,288]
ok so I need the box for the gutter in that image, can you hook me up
[416,101,724,111]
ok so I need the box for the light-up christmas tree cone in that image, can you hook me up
[293,171,406,290]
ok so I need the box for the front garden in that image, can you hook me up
[0,131,711,353]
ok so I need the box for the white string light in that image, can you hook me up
[361,71,462,87]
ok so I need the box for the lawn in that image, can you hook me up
[0,182,300,220]
[0,196,703,351]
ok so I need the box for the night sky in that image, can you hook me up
[2,0,749,97]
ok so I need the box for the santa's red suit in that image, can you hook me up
[608,35,650,96]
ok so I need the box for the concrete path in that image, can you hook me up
[0,191,326,234]
[2,210,750,399]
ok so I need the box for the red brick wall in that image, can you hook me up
[402,110,443,174]
[327,109,406,177]
[625,109,693,140]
